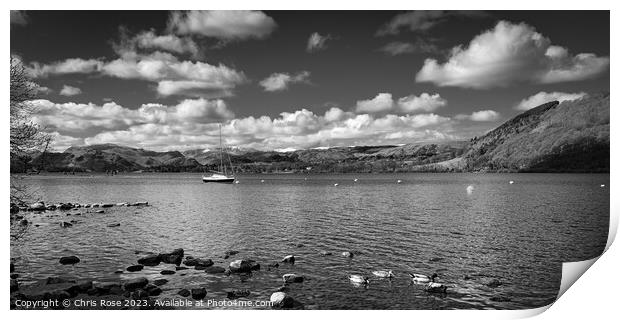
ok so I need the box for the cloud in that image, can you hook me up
[415,21,610,88]
[30,98,235,138]
[168,10,277,40]
[379,40,439,56]
[59,85,82,96]
[35,86,53,95]
[515,91,587,111]
[455,110,500,122]
[355,93,394,113]
[33,99,456,152]
[27,58,103,78]
[307,32,331,52]
[356,92,448,114]
[29,52,246,98]
[397,93,447,112]
[10,11,28,26]
[377,11,487,35]
[259,71,310,92]
[115,28,200,58]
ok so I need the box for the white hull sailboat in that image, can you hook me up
[202,124,235,184]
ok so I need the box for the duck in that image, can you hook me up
[372,270,395,278]
[425,281,448,293]
[408,272,438,283]
[349,275,369,285]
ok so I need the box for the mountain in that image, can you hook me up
[13,92,609,173]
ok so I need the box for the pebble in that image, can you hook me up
[191,288,207,300]
[126,265,144,272]
[160,270,176,275]
[59,256,80,265]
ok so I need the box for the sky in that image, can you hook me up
[10,10,610,152]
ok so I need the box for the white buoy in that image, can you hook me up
[261,180,265,183]
[601,184,605,188]
[353,178,358,182]
[235,180,240,184]
[334,183,339,187]
[466,185,474,194]
[509,180,514,184]
[397,180,402,184]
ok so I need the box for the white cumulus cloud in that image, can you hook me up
[515,91,587,110]
[455,110,500,122]
[59,85,82,96]
[307,32,331,53]
[259,71,310,92]
[168,10,277,40]
[415,21,609,88]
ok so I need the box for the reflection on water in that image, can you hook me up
[10,173,609,309]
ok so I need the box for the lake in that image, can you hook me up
[10,173,609,309]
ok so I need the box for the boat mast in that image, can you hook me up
[219,123,224,174]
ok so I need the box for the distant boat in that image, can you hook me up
[203,124,235,184]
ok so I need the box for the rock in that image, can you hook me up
[20,219,28,226]
[191,288,207,300]
[143,284,162,296]
[92,203,99,208]
[58,203,74,210]
[101,203,114,208]
[107,223,121,227]
[270,292,302,309]
[277,286,289,292]
[282,273,304,283]
[178,288,190,297]
[123,277,149,291]
[227,289,251,299]
[159,248,184,265]
[487,279,503,288]
[59,221,73,228]
[45,276,74,285]
[319,251,332,256]
[138,254,161,266]
[229,259,260,273]
[30,202,46,211]
[463,275,472,280]
[95,210,105,214]
[341,251,354,258]
[126,265,144,272]
[133,201,148,206]
[268,262,279,270]
[84,204,91,208]
[175,266,189,271]
[114,269,124,274]
[225,250,240,256]
[11,273,19,279]
[153,279,168,286]
[184,257,213,268]
[282,255,295,264]
[10,262,15,273]
[46,205,57,211]
[116,202,128,206]
[204,266,226,274]
[160,270,176,275]
[10,279,19,292]
[59,255,80,265]
[67,280,93,296]
[93,281,123,295]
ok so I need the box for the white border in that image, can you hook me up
[3,1,617,320]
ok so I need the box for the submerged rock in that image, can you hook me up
[107,223,121,227]
[487,279,503,288]
[229,259,260,273]
[59,221,73,228]
[159,248,184,265]
[30,202,46,211]
[178,288,190,297]
[184,257,213,268]
[282,273,304,283]
[126,265,144,272]
[123,277,149,291]
[59,256,80,265]
[319,251,332,256]
[93,281,123,295]
[101,203,114,208]
[191,288,207,300]
[227,289,251,299]
[175,266,189,271]
[95,210,105,214]
[204,266,226,274]
[138,254,161,266]
[160,270,176,275]
[144,284,162,296]
[281,255,295,264]
[153,279,168,286]
[10,279,19,292]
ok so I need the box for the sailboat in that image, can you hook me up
[202,124,235,184]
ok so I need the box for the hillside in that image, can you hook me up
[461,92,609,172]
[12,92,609,174]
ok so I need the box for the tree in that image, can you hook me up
[10,57,51,209]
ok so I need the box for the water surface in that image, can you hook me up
[10,173,609,309]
